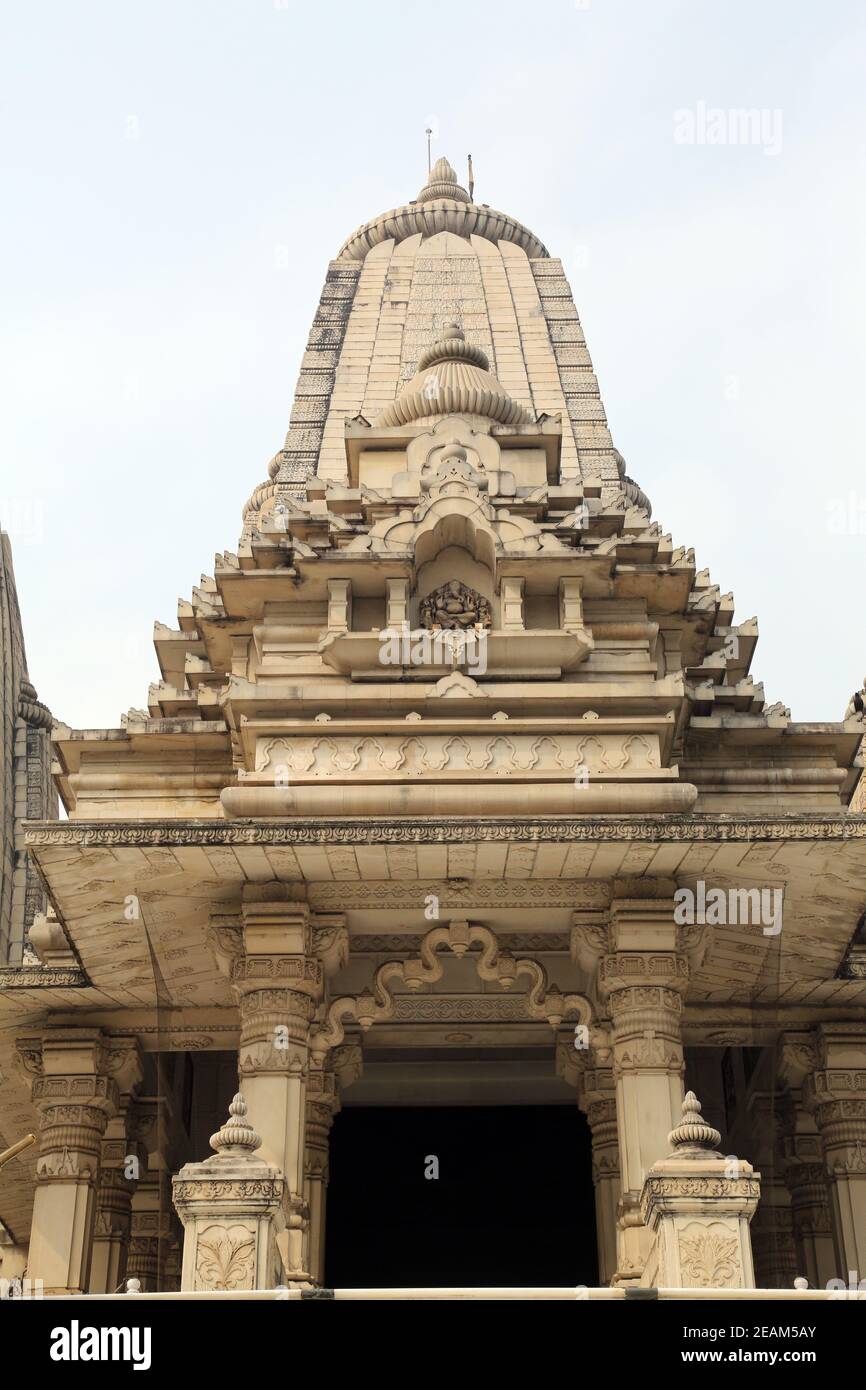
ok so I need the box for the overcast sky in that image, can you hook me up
[1,0,864,730]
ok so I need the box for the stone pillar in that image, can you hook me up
[127,1168,174,1292]
[88,1040,145,1293]
[594,897,688,1283]
[303,1043,362,1286]
[304,1088,336,1287]
[17,1029,118,1294]
[173,1094,290,1292]
[777,1032,838,1288]
[556,1027,618,1286]
[230,886,330,1282]
[743,1090,797,1289]
[804,1024,866,1277]
[577,1030,619,1286]
[640,1092,761,1289]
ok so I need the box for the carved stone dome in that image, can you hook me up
[374,321,535,429]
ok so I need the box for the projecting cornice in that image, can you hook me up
[337,200,548,263]
[24,813,866,849]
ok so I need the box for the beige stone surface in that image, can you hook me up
[0,156,864,1296]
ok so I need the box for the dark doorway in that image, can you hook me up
[325,1105,597,1288]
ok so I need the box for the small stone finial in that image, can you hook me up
[668,1091,722,1154]
[209,1092,261,1157]
[417,154,470,205]
[793,1276,809,1291]
[415,320,491,375]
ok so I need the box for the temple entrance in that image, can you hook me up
[325,1105,597,1288]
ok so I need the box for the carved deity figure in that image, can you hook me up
[420,580,492,630]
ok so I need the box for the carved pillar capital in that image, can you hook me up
[24,1030,120,1184]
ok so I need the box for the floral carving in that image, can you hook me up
[678,1228,741,1288]
[195,1225,256,1290]
[25,816,866,849]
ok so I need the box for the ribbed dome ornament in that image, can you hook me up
[417,155,470,205]
[416,319,490,373]
[668,1091,722,1155]
[208,1092,261,1156]
[374,320,535,429]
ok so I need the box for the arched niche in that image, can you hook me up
[412,501,498,573]
[415,544,496,628]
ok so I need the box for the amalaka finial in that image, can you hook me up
[417,155,470,205]
[209,1092,261,1156]
[668,1091,722,1154]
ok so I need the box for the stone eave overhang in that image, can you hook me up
[22,814,866,995]
[687,719,863,763]
[25,812,866,852]
[217,674,688,725]
[52,722,231,773]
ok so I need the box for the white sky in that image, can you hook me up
[1,0,864,729]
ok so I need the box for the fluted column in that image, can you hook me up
[16,1029,118,1294]
[804,1025,866,1277]
[777,1032,838,1288]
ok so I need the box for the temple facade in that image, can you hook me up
[1,158,865,1297]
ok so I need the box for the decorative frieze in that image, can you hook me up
[26,813,866,850]
[253,730,660,780]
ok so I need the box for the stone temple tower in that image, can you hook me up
[3,155,865,1298]
[249,154,649,510]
